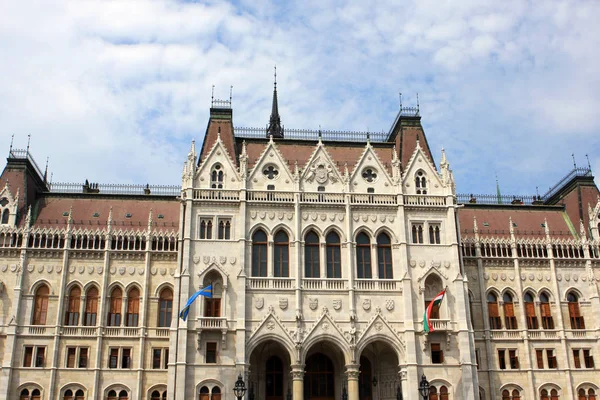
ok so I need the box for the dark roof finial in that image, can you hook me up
[266,66,283,139]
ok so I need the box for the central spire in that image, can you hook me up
[266,65,284,138]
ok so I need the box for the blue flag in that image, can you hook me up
[179,285,212,321]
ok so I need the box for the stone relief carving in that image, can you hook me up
[279,298,288,310]
[254,297,264,310]
[332,299,342,311]
[362,299,371,311]
[309,298,318,310]
[385,299,395,311]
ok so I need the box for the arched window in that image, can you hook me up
[151,391,161,400]
[218,219,231,240]
[539,292,554,329]
[488,293,502,329]
[305,353,334,398]
[33,284,49,325]
[355,232,372,279]
[358,356,372,400]
[412,224,424,244]
[107,390,117,400]
[440,386,449,400]
[31,389,41,400]
[274,230,289,277]
[376,232,393,279]
[75,390,84,400]
[541,389,549,400]
[158,288,173,327]
[64,286,81,326]
[304,231,320,278]
[107,287,122,326]
[203,271,222,318]
[212,387,221,400]
[199,386,209,400]
[502,390,510,400]
[415,170,427,194]
[550,389,559,400]
[568,292,585,329]
[579,389,587,400]
[20,389,29,400]
[210,164,224,189]
[251,230,267,277]
[118,390,128,400]
[326,231,341,278]
[126,288,140,327]
[503,292,517,329]
[512,389,521,400]
[424,274,443,319]
[84,287,98,326]
[1,208,9,224]
[430,387,438,400]
[589,389,597,400]
[429,225,441,244]
[524,292,538,329]
[64,390,74,400]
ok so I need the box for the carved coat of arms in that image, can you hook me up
[362,299,371,311]
[254,297,264,310]
[279,298,288,310]
[332,299,342,311]
[309,298,319,310]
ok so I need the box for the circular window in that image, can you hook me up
[263,165,279,180]
[362,168,378,183]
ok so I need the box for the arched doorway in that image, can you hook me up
[359,341,402,400]
[248,340,292,400]
[305,353,335,400]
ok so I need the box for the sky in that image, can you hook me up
[1,0,599,196]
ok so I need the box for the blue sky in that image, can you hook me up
[1,0,599,196]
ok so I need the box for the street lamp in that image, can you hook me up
[418,375,431,400]
[233,374,247,400]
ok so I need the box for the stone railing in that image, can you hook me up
[103,327,140,337]
[565,329,594,339]
[299,192,345,204]
[404,195,447,207]
[354,279,401,291]
[247,190,295,203]
[62,326,97,336]
[247,277,294,290]
[490,330,522,339]
[528,330,559,340]
[148,328,171,338]
[192,189,240,201]
[302,278,347,290]
[350,194,397,205]
[197,317,227,330]
[26,326,48,335]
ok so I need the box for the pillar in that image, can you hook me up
[345,364,360,400]
[291,364,304,400]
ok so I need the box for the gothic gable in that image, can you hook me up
[402,141,445,196]
[195,135,241,189]
[349,143,395,193]
[247,137,294,190]
[246,307,295,350]
[356,308,405,356]
[300,141,344,192]
[302,307,348,347]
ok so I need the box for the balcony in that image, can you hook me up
[302,278,347,290]
[247,277,294,290]
[528,330,559,340]
[192,189,240,201]
[26,326,49,335]
[299,192,345,204]
[566,329,595,340]
[148,328,171,338]
[355,279,401,291]
[62,326,97,336]
[404,195,447,207]
[490,330,522,339]
[103,327,140,337]
[197,317,227,330]
[247,190,294,203]
[350,194,397,205]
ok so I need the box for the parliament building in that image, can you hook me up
[0,82,599,400]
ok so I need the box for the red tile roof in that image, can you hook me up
[458,206,575,239]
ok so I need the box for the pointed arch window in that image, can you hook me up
[415,170,427,194]
[64,286,81,326]
[568,292,585,329]
[33,284,49,325]
[376,232,393,279]
[412,223,424,244]
[274,230,289,277]
[356,232,372,279]
[539,292,554,329]
[84,287,98,326]
[326,231,341,278]
[487,293,502,329]
[158,288,173,327]
[524,292,538,329]
[210,164,224,189]
[440,386,449,400]
[503,292,518,329]
[126,287,140,327]
[107,288,122,327]
[429,224,441,244]
[304,231,320,278]
[252,230,268,277]
[1,208,8,224]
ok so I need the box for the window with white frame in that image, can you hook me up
[66,346,89,368]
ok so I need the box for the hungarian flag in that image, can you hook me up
[179,285,212,321]
[423,288,446,333]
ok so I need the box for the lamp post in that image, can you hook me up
[418,375,430,400]
[233,374,247,400]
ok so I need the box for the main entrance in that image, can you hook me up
[304,353,335,400]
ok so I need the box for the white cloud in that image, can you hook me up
[0,0,598,195]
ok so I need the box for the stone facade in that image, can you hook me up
[0,98,598,400]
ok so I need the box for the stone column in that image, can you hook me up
[291,364,304,400]
[345,364,360,400]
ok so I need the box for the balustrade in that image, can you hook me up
[246,191,294,203]
[299,192,345,204]
[404,195,446,207]
[247,277,294,290]
[355,279,400,291]
[302,278,347,290]
[193,189,240,201]
[198,317,227,330]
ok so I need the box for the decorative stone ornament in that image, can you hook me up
[254,297,264,310]
[309,298,318,310]
[279,298,288,310]
[332,299,342,311]
[385,299,395,311]
[362,299,371,311]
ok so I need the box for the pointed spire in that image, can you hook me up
[9,133,14,155]
[43,157,49,183]
[544,218,550,236]
[148,209,154,232]
[266,66,283,138]
[580,219,586,239]
[107,206,113,230]
[496,174,502,204]
[25,205,32,228]
[440,148,447,166]
[473,216,478,234]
